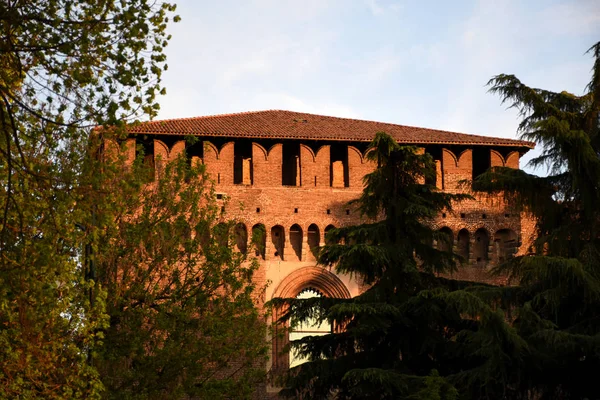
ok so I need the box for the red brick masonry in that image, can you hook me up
[119,110,535,398]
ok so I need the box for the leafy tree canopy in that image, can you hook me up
[1,2,268,399]
[91,148,268,400]
[1,1,179,397]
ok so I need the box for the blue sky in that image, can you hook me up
[157,0,599,174]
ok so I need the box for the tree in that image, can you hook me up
[470,41,600,399]
[89,146,268,400]
[1,1,178,397]
[1,3,270,398]
[271,133,531,399]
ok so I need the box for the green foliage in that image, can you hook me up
[1,1,178,397]
[469,41,600,398]
[275,43,600,398]
[272,132,535,399]
[0,136,109,398]
[1,2,268,399]
[251,223,266,259]
[91,153,268,399]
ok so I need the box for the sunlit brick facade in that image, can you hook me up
[121,110,535,398]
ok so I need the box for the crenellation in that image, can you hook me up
[506,151,520,169]
[125,110,535,393]
[299,144,317,187]
[251,142,269,186]
[267,144,283,187]
[171,140,186,160]
[218,142,235,186]
[314,145,330,188]
[490,149,505,167]
[347,146,364,189]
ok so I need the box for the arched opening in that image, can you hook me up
[271,266,351,374]
[234,223,248,254]
[214,222,230,248]
[330,144,349,188]
[472,148,491,181]
[437,227,453,253]
[457,229,470,263]
[474,228,490,265]
[307,224,320,260]
[494,229,519,263]
[424,146,443,187]
[251,224,266,260]
[282,142,301,186]
[289,224,303,261]
[185,139,204,167]
[234,139,253,185]
[271,225,285,260]
[195,220,211,251]
[289,288,331,368]
[324,224,336,245]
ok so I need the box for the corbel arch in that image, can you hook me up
[154,139,169,159]
[315,145,330,159]
[348,146,363,163]
[253,142,268,161]
[203,141,219,160]
[506,151,520,169]
[442,148,458,167]
[490,149,506,166]
[300,144,316,162]
[219,141,234,159]
[102,138,120,161]
[268,143,283,158]
[457,149,471,168]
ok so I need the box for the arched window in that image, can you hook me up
[324,224,336,245]
[289,288,331,368]
[474,228,490,265]
[494,229,519,263]
[307,224,320,260]
[251,224,266,260]
[437,227,453,253]
[271,225,285,260]
[290,224,303,261]
[457,229,470,263]
[214,222,229,248]
[234,223,248,254]
[271,267,351,374]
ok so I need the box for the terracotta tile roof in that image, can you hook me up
[127,110,534,148]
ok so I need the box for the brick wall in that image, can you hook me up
[117,135,532,399]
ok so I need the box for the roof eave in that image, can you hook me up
[127,129,535,149]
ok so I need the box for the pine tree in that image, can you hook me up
[272,133,531,399]
[470,41,600,399]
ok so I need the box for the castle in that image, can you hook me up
[123,109,535,393]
